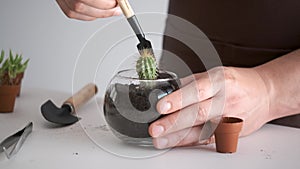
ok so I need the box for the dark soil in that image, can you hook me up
[104,72,180,138]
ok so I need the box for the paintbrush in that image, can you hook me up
[117,0,154,56]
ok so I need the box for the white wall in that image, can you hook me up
[0,0,169,93]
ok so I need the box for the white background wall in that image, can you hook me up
[0,0,169,93]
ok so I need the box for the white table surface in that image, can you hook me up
[0,88,299,169]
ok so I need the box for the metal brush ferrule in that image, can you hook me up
[127,15,145,43]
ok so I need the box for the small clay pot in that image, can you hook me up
[0,85,20,113]
[1,72,24,96]
[213,117,243,153]
[16,72,24,96]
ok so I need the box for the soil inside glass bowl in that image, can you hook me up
[104,72,180,139]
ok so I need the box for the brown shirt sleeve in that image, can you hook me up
[161,0,300,128]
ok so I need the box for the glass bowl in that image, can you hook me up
[103,69,180,146]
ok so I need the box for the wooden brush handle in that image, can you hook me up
[117,0,134,18]
[63,83,98,113]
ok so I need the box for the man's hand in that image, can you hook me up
[149,66,272,149]
[56,0,122,21]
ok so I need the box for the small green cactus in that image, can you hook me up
[136,49,158,80]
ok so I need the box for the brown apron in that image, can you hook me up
[161,0,300,128]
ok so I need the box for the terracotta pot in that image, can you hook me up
[16,72,24,96]
[213,117,243,153]
[0,85,20,113]
[1,72,24,96]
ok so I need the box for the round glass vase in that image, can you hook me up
[103,69,180,146]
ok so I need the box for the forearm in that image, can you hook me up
[255,49,300,121]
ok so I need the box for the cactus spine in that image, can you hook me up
[136,49,158,80]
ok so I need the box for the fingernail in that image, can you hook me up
[159,101,171,114]
[152,125,164,137]
[156,138,168,149]
[114,7,122,16]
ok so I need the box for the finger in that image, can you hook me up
[74,6,121,18]
[179,74,200,86]
[56,0,96,20]
[79,0,118,10]
[64,0,121,18]
[157,73,214,115]
[111,6,122,16]
[152,126,215,149]
[150,99,213,137]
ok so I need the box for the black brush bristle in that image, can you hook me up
[137,38,154,55]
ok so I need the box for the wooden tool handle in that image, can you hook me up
[63,83,97,113]
[117,0,134,18]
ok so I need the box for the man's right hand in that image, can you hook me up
[56,0,122,21]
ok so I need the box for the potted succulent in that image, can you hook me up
[103,50,180,146]
[0,49,29,113]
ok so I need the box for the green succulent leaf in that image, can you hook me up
[0,49,29,85]
[0,50,4,64]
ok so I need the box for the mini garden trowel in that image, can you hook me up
[41,83,97,125]
[117,0,154,55]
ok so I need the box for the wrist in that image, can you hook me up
[253,65,276,121]
[254,50,300,121]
